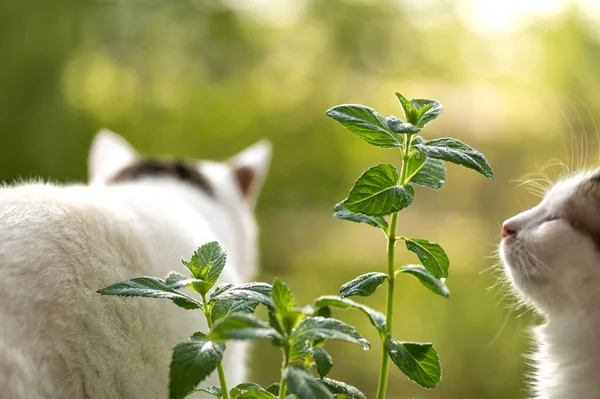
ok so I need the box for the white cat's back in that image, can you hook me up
[0,181,240,398]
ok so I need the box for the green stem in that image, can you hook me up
[278,347,290,399]
[375,137,412,399]
[203,295,230,399]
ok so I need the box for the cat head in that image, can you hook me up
[500,170,600,315]
[87,129,271,280]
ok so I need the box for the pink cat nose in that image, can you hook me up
[501,221,516,238]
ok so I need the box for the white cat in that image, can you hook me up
[500,169,600,399]
[0,130,271,399]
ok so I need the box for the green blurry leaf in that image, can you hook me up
[325,104,402,148]
[411,99,443,128]
[209,282,273,308]
[169,332,225,399]
[345,164,414,217]
[97,277,201,310]
[280,310,305,336]
[312,347,333,378]
[403,238,449,279]
[194,386,222,398]
[340,272,387,299]
[320,379,366,399]
[385,115,420,134]
[386,336,442,389]
[414,138,493,179]
[291,317,370,350]
[396,265,450,298]
[265,384,281,396]
[210,313,280,342]
[272,278,295,316]
[289,339,312,363]
[333,201,388,231]
[314,296,386,333]
[210,299,258,324]
[230,383,276,399]
[285,367,333,399]
[182,241,227,294]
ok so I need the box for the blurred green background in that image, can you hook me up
[3,0,600,397]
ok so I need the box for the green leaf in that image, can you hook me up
[289,339,312,363]
[320,379,366,399]
[314,296,386,333]
[411,99,443,128]
[386,336,442,389]
[403,238,449,279]
[395,92,418,125]
[312,347,333,378]
[385,115,420,134]
[211,299,258,324]
[97,277,202,310]
[280,310,305,336]
[210,282,273,308]
[345,164,414,217]
[414,138,493,179]
[230,383,276,399]
[165,271,209,291]
[325,104,403,148]
[210,313,281,342]
[406,136,446,189]
[265,384,280,396]
[333,201,388,231]
[194,386,223,398]
[291,317,370,350]
[285,367,333,399]
[182,241,227,293]
[169,332,225,399]
[397,265,450,298]
[340,272,387,299]
[272,278,295,316]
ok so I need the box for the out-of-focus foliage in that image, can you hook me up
[2,0,600,397]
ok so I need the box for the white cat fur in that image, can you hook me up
[500,170,600,399]
[0,130,271,399]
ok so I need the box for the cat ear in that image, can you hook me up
[88,129,138,184]
[228,140,272,206]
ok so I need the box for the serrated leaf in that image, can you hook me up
[395,92,418,125]
[230,383,276,399]
[280,310,305,336]
[165,271,208,291]
[194,386,223,398]
[289,339,312,363]
[340,272,387,299]
[210,313,280,342]
[314,296,386,333]
[97,277,202,310]
[211,299,258,324]
[386,336,441,389]
[272,278,295,317]
[397,265,450,298]
[285,367,333,399]
[312,347,333,378]
[325,104,403,148]
[333,201,388,231]
[385,115,420,134]
[291,317,370,350]
[407,136,446,189]
[234,391,276,399]
[345,164,414,217]
[169,332,225,399]
[403,238,449,279]
[320,379,366,399]
[182,242,227,293]
[414,138,493,179]
[411,99,443,128]
[210,282,273,308]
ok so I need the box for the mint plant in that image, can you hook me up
[98,242,370,399]
[323,92,492,398]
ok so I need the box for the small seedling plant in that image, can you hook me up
[98,91,492,399]
[324,92,492,398]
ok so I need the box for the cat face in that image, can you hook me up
[500,170,600,315]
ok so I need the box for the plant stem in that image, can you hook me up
[203,295,230,399]
[278,347,290,399]
[375,137,412,399]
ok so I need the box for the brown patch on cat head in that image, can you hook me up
[564,174,600,247]
[109,159,213,196]
[232,165,256,198]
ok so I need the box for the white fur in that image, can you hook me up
[0,131,271,399]
[500,170,600,399]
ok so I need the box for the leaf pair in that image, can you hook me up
[285,367,366,399]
